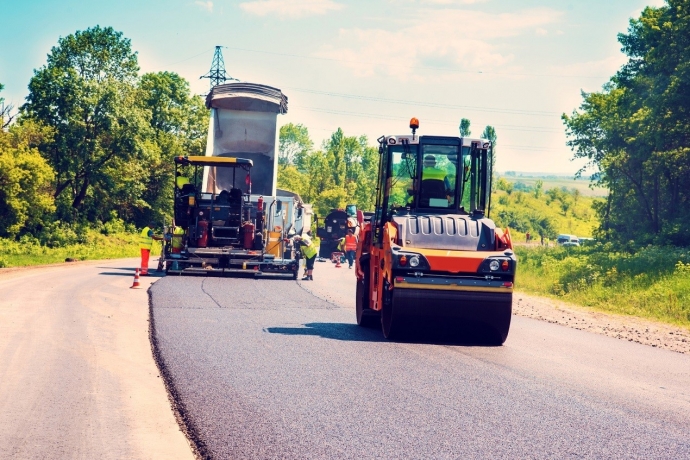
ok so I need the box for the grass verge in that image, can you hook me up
[515,244,690,329]
[0,231,141,267]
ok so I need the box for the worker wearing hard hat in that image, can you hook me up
[139,221,164,276]
[294,234,317,281]
[422,155,452,193]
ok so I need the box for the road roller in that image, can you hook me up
[354,118,516,343]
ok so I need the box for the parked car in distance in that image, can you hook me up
[557,234,580,247]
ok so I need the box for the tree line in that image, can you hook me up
[0,26,207,244]
[278,118,498,219]
[563,0,690,246]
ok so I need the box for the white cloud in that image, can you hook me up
[419,0,488,4]
[535,28,548,36]
[315,8,562,79]
[195,1,213,12]
[239,0,343,18]
[390,0,488,4]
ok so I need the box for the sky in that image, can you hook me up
[0,0,666,174]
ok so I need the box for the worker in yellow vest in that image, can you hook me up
[422,155,452,203]
[139,221,164,276]
[175,172,190,189]
[294,234,317,281]
[343,229,358,269]
[170,226,185,253]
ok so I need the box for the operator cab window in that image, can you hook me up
[386,146,417,214]
[420,145,458,209]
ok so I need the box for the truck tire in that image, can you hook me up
[356,279,379,328]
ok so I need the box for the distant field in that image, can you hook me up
[498,174,607,197]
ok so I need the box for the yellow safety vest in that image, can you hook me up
[139,226,155,250]
[302,241,317,259]
[176,176,190,189]
[171,226,185,250]
[423,166,447,181]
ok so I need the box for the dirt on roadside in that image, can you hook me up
[514,293,690,355]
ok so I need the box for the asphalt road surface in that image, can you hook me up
[152,262,690,459]
[0,259,193,460]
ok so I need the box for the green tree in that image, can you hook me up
[459,118,472,137]
[134,71,209,225]
[0,121,56,237]
[279,123,313,167]
[277,165,307,196]
[481,125,497,189]
[323,128,347,187]
[533,179,544,199]
[21,26,146,218]
[563,1,690,245]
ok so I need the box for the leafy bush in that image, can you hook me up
[515,244,690,326]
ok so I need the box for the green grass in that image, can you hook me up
[0,231,141,268]
[515,244,690,328]
[491,189,600,241]
[498,174,607,197]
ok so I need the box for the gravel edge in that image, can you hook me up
[514,292,690,355]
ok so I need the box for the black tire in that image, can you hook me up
[489,304,513,345]
[356,279,379,328]
[381,288,405,340]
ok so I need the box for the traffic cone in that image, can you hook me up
[130,268,142,289]
[335,257,342,268]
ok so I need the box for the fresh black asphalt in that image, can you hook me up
[150,274,690,459]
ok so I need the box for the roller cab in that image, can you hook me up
[355,120,516,343]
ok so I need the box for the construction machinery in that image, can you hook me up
[355,119,516,343]
[163,81,308,277]
[165,155,299,277]
[316,204,362,258]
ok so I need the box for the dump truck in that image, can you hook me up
[316,204,362,258]
[355,119,516,343]
[163,82,308,277]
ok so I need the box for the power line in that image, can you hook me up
[225,45,610,80]
[292,105,563,133]
[285,87,561,117]
[165,48,215,67]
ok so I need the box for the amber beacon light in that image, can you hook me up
[410,117,420,139]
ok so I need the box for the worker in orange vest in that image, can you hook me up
[343,228,358,269]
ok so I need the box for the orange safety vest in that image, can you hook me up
[344,234,358,251]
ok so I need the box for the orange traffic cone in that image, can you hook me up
[130,268,142,289]
[335,257,342,268]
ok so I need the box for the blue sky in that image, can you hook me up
[0,0,665,174]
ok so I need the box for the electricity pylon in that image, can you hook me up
[200,46,237,90]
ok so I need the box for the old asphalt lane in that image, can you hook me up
[0,259,193,459]
[151,263,690,459]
